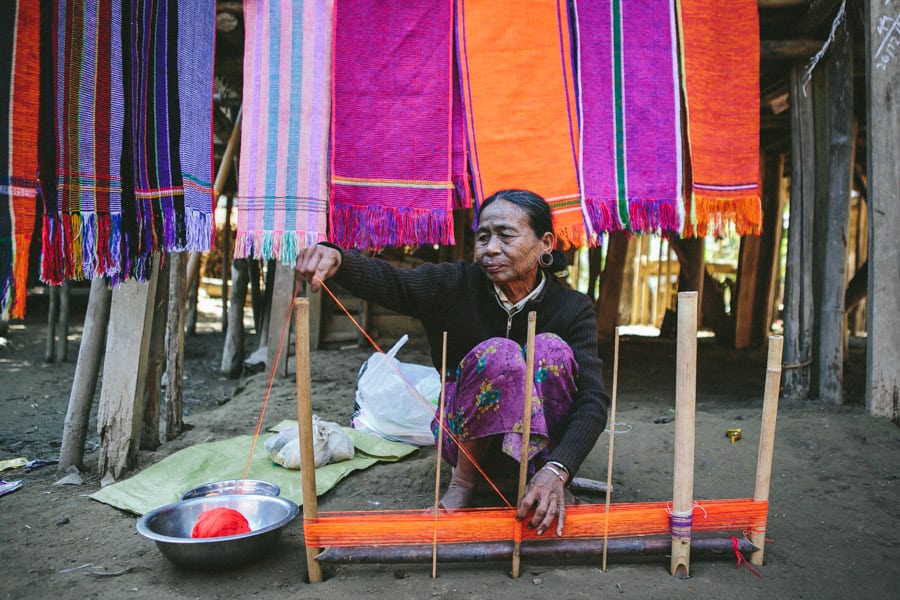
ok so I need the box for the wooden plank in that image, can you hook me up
[267,262,297,377]
[865,0,900,419]
[815,19,853,404]
[782,65,816,401]
[97,262,159,481]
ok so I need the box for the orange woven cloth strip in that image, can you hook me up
[303,499,768,547]
[678,0,762,237]
[456,0,586,247]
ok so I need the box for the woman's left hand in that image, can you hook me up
[516,467,567,537]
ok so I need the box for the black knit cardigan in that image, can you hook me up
[330,248,610,477]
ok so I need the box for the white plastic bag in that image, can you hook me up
[265,416,355,469]
[351,335,440,446]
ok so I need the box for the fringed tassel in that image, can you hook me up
[329,206,454,251]
[554,223,589,250]
[183,208,214,253]
[40,213,64,285]
[687,193,762,238]
[584,198,624,234]
[627,198,683,235]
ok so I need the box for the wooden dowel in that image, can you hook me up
[294,299,323,583]
[602,327,621,571]
[670,291,698,578]
[511,311,537,579]
[432,331,448,579]
[316,536,759,564]
[750,335,784,565]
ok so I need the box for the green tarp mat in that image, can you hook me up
[90,421,417,515]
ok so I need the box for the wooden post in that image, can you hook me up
[142,256,170,450]
[734,231,762,350]
[97,263,159,481]
[815,18,853,404]
[294,298,323,583]
[750,335,784,565]
[757,154,787,344]
[221,258,250,377]
[56,283,70,361]
[596,231,628,343]
[670,291,697,578]
[511,311,537,579]
[221,194,232,331]
[601,327,620,572]
[165,252,187,440]
[782,65,816,401]
[58,279,111,471]
[45,285,58,362]
[432,331,448,579]
[865,0,900,420]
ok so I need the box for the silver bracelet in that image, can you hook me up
[541,464,566,484]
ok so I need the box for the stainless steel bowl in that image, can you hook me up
[136,494,299,570]
[181,479,280,501]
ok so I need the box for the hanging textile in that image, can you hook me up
[677,0,761,237]
[0,1,40,319]
[576,0,683,235]
[175,1,216,252]
[329,0,457,250]
[42,0,215,284]
[457,0,587,247]
[235,0,332,263]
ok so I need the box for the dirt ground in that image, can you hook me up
[1,289,898,600]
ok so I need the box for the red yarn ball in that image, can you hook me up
[191,507,252,538]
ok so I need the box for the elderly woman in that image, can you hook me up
[297,189,609,536]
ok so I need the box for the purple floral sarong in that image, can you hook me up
[436,334,578,473]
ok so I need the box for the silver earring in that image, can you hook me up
[539,251,554,268]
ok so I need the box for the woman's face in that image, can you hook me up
[474,199,554,296]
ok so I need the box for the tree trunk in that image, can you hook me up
[221,258,250,377]
[166,252,188,440]
[141,257,170,450]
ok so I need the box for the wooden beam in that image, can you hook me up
[865,0,900,420]
[760,39,826,59]
[814,19,853,404]
[782,65,816,401]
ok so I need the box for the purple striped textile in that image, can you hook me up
[43,0,125,284]
[330,0,457,250]
[43,0,215,284]
[176,1,216,252]
[235,0,331,263]
[576,0,683,234]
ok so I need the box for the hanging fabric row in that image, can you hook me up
[1,0,216,319]
[1,0,761,318]
[235,0,762,262]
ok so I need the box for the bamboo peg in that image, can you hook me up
[670,291,698,578]
[750,335,784,565]
[294,299,323,583]
[432,331,448,579]
[602,327,621,571]
[511,311,538,579]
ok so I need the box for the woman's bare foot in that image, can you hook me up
[438,469,476,511]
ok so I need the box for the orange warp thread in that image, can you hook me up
[302,499,767,547]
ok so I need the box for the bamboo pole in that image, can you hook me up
[432,331,448,579]
[511,311,537,579]
[750,335,784,565]
[294,298,323,583]
[602,327,620,571]
[670,291,697,578]
[316,536,759,564]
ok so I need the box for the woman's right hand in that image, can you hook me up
[296,244,342,293]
